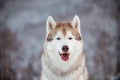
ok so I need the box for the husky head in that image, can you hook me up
[44,15,84,71]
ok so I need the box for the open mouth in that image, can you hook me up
[59,53,70,61]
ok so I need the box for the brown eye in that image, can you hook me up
[68,37,72,40]
[56,37,61,40]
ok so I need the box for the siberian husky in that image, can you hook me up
[40,15,88,80]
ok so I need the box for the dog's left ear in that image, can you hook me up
[72,15,81,33]
[46,16,56,34]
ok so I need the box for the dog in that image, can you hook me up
[40,15,88,80]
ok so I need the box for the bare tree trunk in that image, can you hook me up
[116,0,120,80]
[0,26,17,80]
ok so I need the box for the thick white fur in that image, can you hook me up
[40,15,88,80]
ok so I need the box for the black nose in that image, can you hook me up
[62,45,69,52]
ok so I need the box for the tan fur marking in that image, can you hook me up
[49,22,53,30]
[47,30,57,41]
[46,22,81,41]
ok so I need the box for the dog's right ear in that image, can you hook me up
[46,16,56,34]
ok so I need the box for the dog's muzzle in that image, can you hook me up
[59,45,70,61]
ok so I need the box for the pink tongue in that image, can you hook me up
[60,54,69,61]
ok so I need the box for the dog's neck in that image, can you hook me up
[43,52,86,77]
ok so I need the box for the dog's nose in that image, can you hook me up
[62,45,69,52]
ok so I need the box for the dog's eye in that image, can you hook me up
[56,37,61,40]
[68,37,72,40]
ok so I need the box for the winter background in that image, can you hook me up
[0,0,120,80]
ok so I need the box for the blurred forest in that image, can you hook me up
[0,0,120,80]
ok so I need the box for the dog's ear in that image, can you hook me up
[72,15,81,33]
[46,16,56,34]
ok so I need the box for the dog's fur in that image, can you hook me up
[40,15,88,80]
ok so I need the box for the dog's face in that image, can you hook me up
[44,15,84,68]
